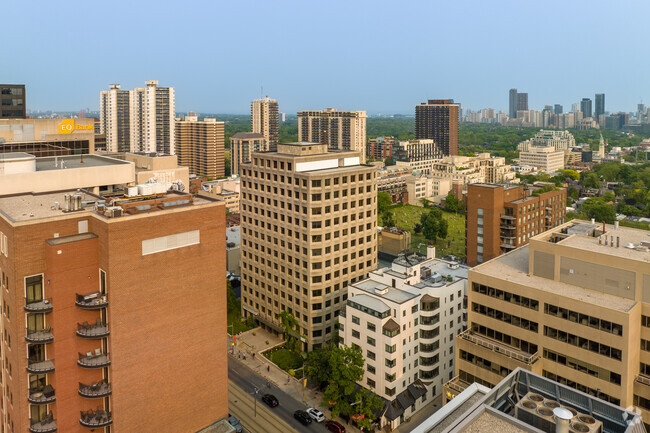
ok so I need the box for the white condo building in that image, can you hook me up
[518,145,565,172]
[100,81,175,154]
[339,251,468,430]
[517,129,576,152]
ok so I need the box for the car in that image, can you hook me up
[325,420,346,433]
[227,414,243,433]
[261,393,279,407]
[306,408,325,423]
[294,410,312,426]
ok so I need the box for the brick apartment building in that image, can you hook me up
[465,183,566,266]
[0,187,227,432]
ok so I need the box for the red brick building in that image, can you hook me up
[0,190,227,433]
[367,136,396,161]
[465,183,566,266]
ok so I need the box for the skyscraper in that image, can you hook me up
[175,115,225,178]
[230,132,267,175]
[297,108,367,162]
[516,92,528,112]
[251,97,279,151]
[554,104,563,114]
[415,99,459,156]
[509,89,518,118]
[100,81,176,154]
[581,98,593,118]
[595,93,605,117]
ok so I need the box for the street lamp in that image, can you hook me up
[252,386,260,417]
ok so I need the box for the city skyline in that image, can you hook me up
[5,0,650,115]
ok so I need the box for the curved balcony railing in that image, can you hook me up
[26,327,54,344]
[78,352,110,369]
[28,385,56,404]
[29,412,57,433]
[79,380,112,398]
[76,321,109,339]
[75,292,108,310]
[25,298,53,313]
[27,358,55,374]
[79,409,112,428]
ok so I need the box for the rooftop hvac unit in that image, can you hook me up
[126,186,138,197]
[137,184,153,196]
[515,399,539,427]
[535,406,555,432]
[572,414,601,433]
[517,393,602,433]
[105,206,122,218]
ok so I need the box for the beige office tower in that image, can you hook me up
[99,84,131,152]
[447,219,650,427]
[240,143,378,350]
[297,109,367,163]
[175,116,225,178]
[230,132,267,176]
[251,97,279,151]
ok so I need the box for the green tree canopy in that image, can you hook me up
[581,197,616,224]
[378,191,392,214]
[444,192,459,212]
[420,209,448,242]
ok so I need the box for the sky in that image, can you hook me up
[5,0,650,115]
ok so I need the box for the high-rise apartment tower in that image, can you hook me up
[415,99,459,156]
[175,115,225,179]
[297,109,367,163]
[251,97,279,151]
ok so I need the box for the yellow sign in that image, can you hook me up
[58,120,94,134]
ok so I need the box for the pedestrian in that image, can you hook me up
[243,354,246,360]
[252,353,255,360]
[267,365,270,372]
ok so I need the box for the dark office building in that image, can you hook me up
[595,93,605,117]
[1,84,26,118]
[554,104,563,114]
[516,93,528,112]
[415,99,459,156]
[508,89,518,118]
[581,98,593,118]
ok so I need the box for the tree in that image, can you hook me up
[444,192,459,212]
[226,279,238,314]
[581,171,600,188]
[354,388,385,430]
[384,156,395,166]
[560,169,580,181]
[420,209,448,242]
[419,198,432,208]
[381,211,394,227]
[321,345,365,418]
[377,191,392,214]
[279,311,303,351]
[580,197,616,224]
[304,345,333,385]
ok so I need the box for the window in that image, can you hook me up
[367,336,376,346]
[352,330,360,339]
[352,315,360,325]
[385,344,396,353]
[367,365,376,374]
[367,322,376,332]
[367,350,376,360]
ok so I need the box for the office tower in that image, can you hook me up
[240,143,377,350]
[0,84,26,118]
[465,183,566,266]
[0,165,227,432]
[251,97,279,151]
[0,118,96,156]
[230,132,267,175]
[100,81,175,154]
[415,99,459,156]
[595,93,605,117]
[517,93,528,112]
[554,104,563,114]
[452,219,650,424]
[339,252,468,431]
[175,115,225,178]
[581,98,593,118]
[509,89,518,118]
[297,108,368,163]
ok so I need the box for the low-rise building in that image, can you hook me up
[377,165,412,204]
[406,176,452,205]
[368,136,396,161]
[378,227,411,256]
[201,176,241,213]
[226,225,241,274]
[339,251,468,431]
[517,130,576,152]
[518,146,565,172]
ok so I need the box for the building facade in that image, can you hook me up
[595,93,606,118]
[175,116,225,179]
[581,98,593,118]
[450,220,650,429]
[339,253,468,430]
[230,132,267,176]
[415,100,459,156]
[465,183,567,267]
[508,89,518,119]
[297,109,367,163]
[0,118,96,157]
[1,84,26,119]
[239,143,377,349]
[518,146,565,172]
[251,97,279,151]
[0,186,227,432]
[367,136,396,161]
[393,139,444,165]
[517,130,576,152]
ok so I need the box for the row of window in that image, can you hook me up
[544,348,621,385]
[472,302,539,333]
[471,283,539,311]
[460,350,511,378]
[544,303,623,336]
[543,326,622,361]
[542,371,620,406]
[471,323,538,355]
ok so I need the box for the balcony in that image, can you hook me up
[75,292,108,310]
[79,409,113,428]
[26,327,54,344]
[636,374,650,387]
[28,385,56,404]
[79,380,112,398]
[25,298,53,313]
[78,351,110,369]
[27,358,55,374]
[29,413,57,433]
[500,224,516,230]
[76,321,109,339]
[459,329,539,365]
[500,214,515,221]
[500,243,516,250]
[445,375,471,394]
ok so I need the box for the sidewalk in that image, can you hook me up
[229,327,364,432]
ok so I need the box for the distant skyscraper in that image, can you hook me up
[297,108,367,162]
[415,99,459,156]
[571,102,580,113]
[0,84,26,118]
[554,104,563,114]
[251,97,279,151]
[516,93,528,112]
[100,84,131,152]
[595,93,605,117]
[509,88,518,118]
[230,132,267,175]
[581,98,593,118]
[175,115,225,178]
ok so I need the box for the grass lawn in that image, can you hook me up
[387,205,466,259]
[270,348,304,371]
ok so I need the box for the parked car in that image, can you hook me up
[306,408,325,422]
[294,410,313,426]
[228,414,243,433]
[262,394,279,407]
[325,420,346,433]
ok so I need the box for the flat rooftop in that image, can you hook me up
[354,280,418,305]
[35,155,131,171]
[555,223,650,263]
[473,245,637,312]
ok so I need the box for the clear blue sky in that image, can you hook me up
[5,0,649,114]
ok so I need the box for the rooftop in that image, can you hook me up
[348,294,390,313]
[231,132,265,139]
[35,155,131,171]
[354,280,418,304]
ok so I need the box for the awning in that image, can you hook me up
[242,305,258,315]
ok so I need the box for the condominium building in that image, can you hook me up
[377,166,413,204]
[298,109,368,163]
[422,153,516,186]
[517,130,576,152]
[367,136,396,161]
[393,139,444,165]
[239,143,377,349]
[518,146,565,172]
[465,183,566,266]
[230,132,267,176]
[415,100,459,156]
[406,176,451,205]
[448,219,650,429]
[99,81,175,154]
[0,118,96,156]
[1,84,26,118]
[175,115,225,179]
[251,97,279,151]
[339,252,468,430]
[0,170,227,432]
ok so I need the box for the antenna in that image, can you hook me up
[261,85,263,99]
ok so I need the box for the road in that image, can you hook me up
[228,356,331,432]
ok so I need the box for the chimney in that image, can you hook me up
[426,245,435,260]
[615,220,619,229]
[553,407,573,433]
[591,218,595,224]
